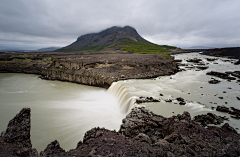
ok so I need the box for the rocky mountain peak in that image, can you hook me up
[61,26,146,50]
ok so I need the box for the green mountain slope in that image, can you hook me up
[57,26,176,59]
[111,39,176,59]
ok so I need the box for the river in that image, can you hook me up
[0,52,239,152]
[0,73,125,151]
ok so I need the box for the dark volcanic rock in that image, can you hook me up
[173,59,182,62]
[40,140,65,156]
[0,108,38,157]
[216,106,231,113]
[176,97,186,105]
[196,66,209,70]
[216,106,240,120]
[206,71,236,80]
[179,101,186,105]
[234,59,240,65]
[165,99,172,102]
[119,107,240,156]
[135,96,160,104]
[186,58,202,63]
[194,113,229,127]
[227,71,240,79]
[208,78,221,84]
[119,107,166,139]
[206,58,218,61]
[2,107,240,156]
[203,47,240,58]
[176,97,184,102]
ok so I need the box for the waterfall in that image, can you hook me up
[107,81,138,113]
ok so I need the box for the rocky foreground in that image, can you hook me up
[1,108,240,157]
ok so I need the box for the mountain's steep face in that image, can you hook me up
[61,26,147,50]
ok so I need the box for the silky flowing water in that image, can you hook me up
[0,73,125,151]
[0,53,239,152]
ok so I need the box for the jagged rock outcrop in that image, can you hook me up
[135,96,160,104]
[193,113,229,127]
[216,106,240,119]
[39,140,65,157]
[0,108,38,157]
[208,78,221,84]
[206,71,236,81]
[235,59,240,65]
[1,107,240,156]
[186,58,203,63]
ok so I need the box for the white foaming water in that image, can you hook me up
[0,73,124,151]
[107,81,139,113]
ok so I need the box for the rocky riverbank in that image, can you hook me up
[202,47,240,58]
[1,107,240,156]
[0,51,179,88]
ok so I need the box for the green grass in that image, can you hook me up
[0,57,52,64]
[78,45,106,51]
[112,39,176,60]
[56,49,82,52]
[57,45,107,52]
[11,54,36,58]
[160,45,177,49]
[0,58,32,63]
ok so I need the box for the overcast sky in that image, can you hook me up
[0,0,240,49]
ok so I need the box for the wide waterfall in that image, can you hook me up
[107,81,139,113]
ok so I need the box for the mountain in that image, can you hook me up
[37,46,62,52]
[58,26,177,59]
[60,26,147,51]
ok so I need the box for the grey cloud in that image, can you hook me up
[0,0,240,49]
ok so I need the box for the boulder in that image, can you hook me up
[176,97,184,102]
[206,71,236,80]
[208,78,221,84]
[193,113,228,126]
[0,108,38,157]
[135,96,160,104]
[40,140,65,157]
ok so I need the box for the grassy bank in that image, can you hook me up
[112,39,176,59]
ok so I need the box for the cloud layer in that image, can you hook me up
[0,0,240,49]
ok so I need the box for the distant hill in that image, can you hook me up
[58,26,176,59]
[186,46,215,49]
[203,47,240,58]
[37,46,62,52]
